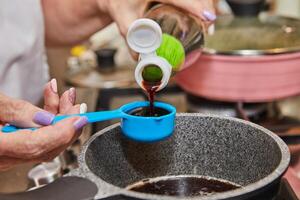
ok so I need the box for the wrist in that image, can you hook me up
[43,0,113,45]
[73,0,104,18]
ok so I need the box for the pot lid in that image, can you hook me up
[204,1,300,56]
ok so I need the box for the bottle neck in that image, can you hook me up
[134,55,172,91]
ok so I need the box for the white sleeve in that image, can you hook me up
[0,0,49,104]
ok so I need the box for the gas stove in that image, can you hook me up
[187,94,300,200]
[187,94,300,140]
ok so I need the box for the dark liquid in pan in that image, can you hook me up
[142,80,161,116]
[128,176,241,197]
[128,107,170,117]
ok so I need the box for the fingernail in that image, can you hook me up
[50,78,58,93]
[68,87,76,104]
[208,24,215,35]
[73,117,88,131]
[80,103,87,114]
[33,111,55,125]
[203,10,217,21]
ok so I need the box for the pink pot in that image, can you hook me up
[175,52,300,102]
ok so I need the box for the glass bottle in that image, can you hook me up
[127,4,204,92]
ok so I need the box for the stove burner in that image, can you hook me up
[261,117,300,145]
[186,94,300,144]
[187,95,268,121]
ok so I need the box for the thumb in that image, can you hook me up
[0,97,54,128]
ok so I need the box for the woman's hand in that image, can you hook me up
[43,0,216,46]
[0,79,87,171]
[98,0,216,37]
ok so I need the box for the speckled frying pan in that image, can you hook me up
[73,114,290,200]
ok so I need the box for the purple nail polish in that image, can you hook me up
[203,10,217,21]
[33,112,55,125]
[73,117,88,131]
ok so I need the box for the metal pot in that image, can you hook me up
[0,114,290,200]
[175,0,300,102]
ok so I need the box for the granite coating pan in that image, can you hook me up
[69,113,290,200]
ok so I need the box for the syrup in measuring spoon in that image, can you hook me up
[128,106,170,117]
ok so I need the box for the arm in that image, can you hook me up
[42,0,216,46]
[42,0,112,46]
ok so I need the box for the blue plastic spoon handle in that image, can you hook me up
[2,126,37,133]
[53,109,123,123]
[2,109,124,133]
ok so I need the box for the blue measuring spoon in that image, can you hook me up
[2,101,176,142]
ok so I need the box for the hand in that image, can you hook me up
[0,79,87,171]
[43,0,215,46]
[98,0,216,37]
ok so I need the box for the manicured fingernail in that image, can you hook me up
[208,24,215,35]
[50,78,58,93]
[68,87,76,104]
[203,10,217,21]
[73,117,88,131]
[80,103,87,114]
[33,111,55,125]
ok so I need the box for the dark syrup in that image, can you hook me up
[127,176,241,197]
[129,106,170,117]
[142,80,161,116]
